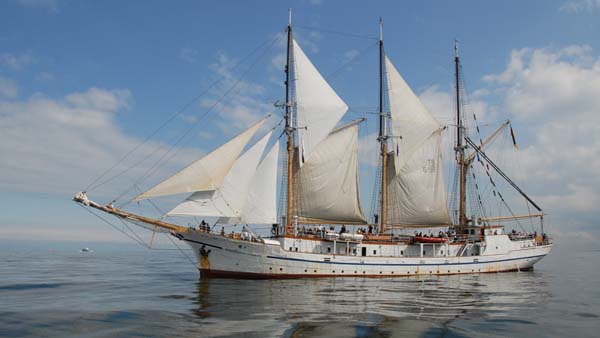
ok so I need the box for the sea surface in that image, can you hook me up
[1,239,599,338]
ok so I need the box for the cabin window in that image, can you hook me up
[400,250,404,255]
[361,247,367,257]
[352,249,357,254]
[373,250,377,255]
[289,247,292,251]
[441,250,444,255]
[295,247,298,252]
[327,247,331,253]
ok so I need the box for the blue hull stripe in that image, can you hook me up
[265,254,546,267]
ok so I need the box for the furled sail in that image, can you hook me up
[167,131,273,220]
[292,39,348,166]
[134,118,266,201]
[293,123,366,224]
[384,56,451,225]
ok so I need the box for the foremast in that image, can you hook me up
[285,9,295,233]
[378,18,388,234]
[455,40,467,233]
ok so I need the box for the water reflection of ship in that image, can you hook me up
[190,273,551,337]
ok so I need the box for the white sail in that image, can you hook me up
[237,140,279,224]
[167,131,273,219]
[293,123,366,224]
[293,39,348,166]
[384,56,451,225]
[135,118,265,200]
[386,129,451,225]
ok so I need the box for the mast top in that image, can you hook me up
[379,17,383,42]
[454,39,459,58]
[288,8,292,27]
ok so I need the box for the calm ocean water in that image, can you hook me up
[1,239,598,338]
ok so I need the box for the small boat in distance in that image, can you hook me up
[80,247,92,252]
[73,12,552,278]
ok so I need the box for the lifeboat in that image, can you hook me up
[414,236,448,243]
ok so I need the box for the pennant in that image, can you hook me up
[510,126,519,149]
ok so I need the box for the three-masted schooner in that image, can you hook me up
[74,14,552,278]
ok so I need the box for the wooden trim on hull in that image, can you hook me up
[199,266,533,279]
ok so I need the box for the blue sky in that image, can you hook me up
[1,0,600,244]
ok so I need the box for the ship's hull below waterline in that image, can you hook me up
[177,231,552,279]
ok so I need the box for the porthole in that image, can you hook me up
[314,270,317,273]
[304,269,307,272]
[280,268,283,271]
[341,270,344,273]
[363,271,366,274]
[333,270,336,273]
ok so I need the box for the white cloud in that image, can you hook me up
[341,49,360,71]
[358,131,378,168]
[560,0,600,13]
[201,52,275,133]
[481,45,600,237]
[0,76,18,98]
[180,47,198,63]
[484,45,600,120]
[35,72,54,81]
[0,87,200,201]
[0,51,35,70]
[18,0,59,13]
[65,87,133,111]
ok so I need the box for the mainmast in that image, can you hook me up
[378,17,388,234]
[285,9,295,233]
[455,40,467,232]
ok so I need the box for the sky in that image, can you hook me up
[1,0,600,245]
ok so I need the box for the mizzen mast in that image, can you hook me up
[455,40,467,232]
[378,17,388,234]
[285,9,295,233]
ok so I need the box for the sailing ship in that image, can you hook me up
[74,13,552,278]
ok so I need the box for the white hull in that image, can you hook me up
[176,230,552,278]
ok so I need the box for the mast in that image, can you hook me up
[455,40,467,232]
[378,17,388,234]
[285,9,295,233]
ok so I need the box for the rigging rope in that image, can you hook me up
[295,25,378,41]
[114,35,283,205]
[76,203,147,247]
[85,33,283,194]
